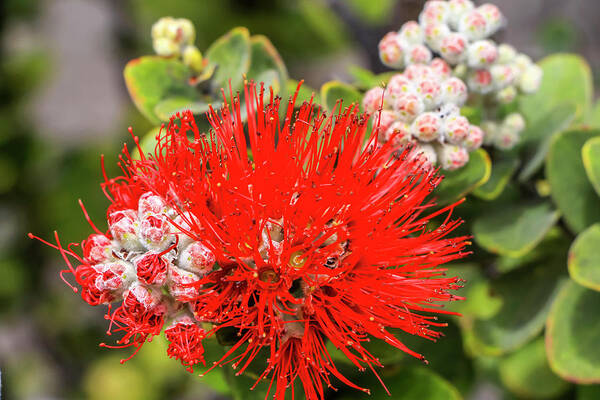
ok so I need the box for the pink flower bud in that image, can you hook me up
[440,77,468,105]
[430,58,452,79]
[138,192,167,217]
[478,4,504,35]
[467,69,494,94]
[417,78,442,109]
[481,120,499,146]
[412,112,442,142]
[378,32,405,69]
[363,87,386,113]
[440,33,467,65]
[467,40,498,68]
[490,64,517,88]
[438,144,469,170]
[419,1,449,26]
[404,64,435,82]
[405,44,432,65]
[394,93,425,122]
[444,115,471,144]
[83,234,113,264]
[464,125,484,151]
[459,10,487,41]
[179,241,216,275]
[386,74,414,100]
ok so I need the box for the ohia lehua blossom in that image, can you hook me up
[31,83,469,399]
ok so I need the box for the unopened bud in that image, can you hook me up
[497,44,517,64]
[424,23,451,52]
[419,1,449,26]
[444,115,470,144]
[464,125,484,151]
[447,0,475,30]
[379,32,405,69]
[519,64,543,94]
[496,85,517,104]
[467,69,494,94]
[440,33,467,65]
[478,4,504,35]
[183,45,204,72]
[179,241,216,275]
[384,121,413,147]
[458,10,487,41]
[405,44,433,65]
[440,77,468,105]
[394,93,425,122]
[438,144,469,170]
[494,127,519,150]
[503,113,526,134]
[412,112,442,142]
[467,40,498,68]
[363,86,386,113]
[399,21,424,46]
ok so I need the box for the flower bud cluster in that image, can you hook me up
[481,112,526,150]
[363,61,483,170]
[377,1,542,151]
[151,17,204,73]
[77,191,215,367]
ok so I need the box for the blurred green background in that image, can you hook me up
[1,0,599,399]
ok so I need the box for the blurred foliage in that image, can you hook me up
[4,0,600,399]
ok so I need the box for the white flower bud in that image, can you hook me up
[183,45,204,72]
[404,44,433,65]
[424,23,451,52]
[379,32,405,69]
[153,37,180,57]
[419,1,449,26]
[411,112,442,142]
[440,33,468,65]
[459,10,488,41]
[438,144,469,170]
[481,120,499,146]
[464,125,484,151]
[443,115,470,144]
[416,78,442,109]
[494,127,520,150]
[503,113,526,134]
[519,64,543,94]
[440,77,468,105]
[394,93,425,122]
[415,144,438,167]
[467,40,498,68]
[386,74,414,100]
[384,121,413,147]
[497,44,517,64]
[496,85,517,104]
[399,21,424,46]
[178,241,216,275]
[478,4,505,35]
[447,0,475,30]
[467,69,494,94]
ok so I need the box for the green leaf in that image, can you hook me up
[518,102,577,182]
[320,80,362,113]
[206,27,251,94]
[286,79,320,105]
[124,56,198,124]
[337,367,462,400]
[434,148,492,205]
[153,97,211,121]
[446,264,503,320]
[546,128,600,233]
[499,338,570,399]
[472,202,560,257]
[587,101,600,127]
[582,136,600,197]
[546,281,600,383]
[473,156,519,200]
[466,265,565,356]
[569,223,600,291]
[578,385,600,399]
[520,54,593,127]
[247,35,288,96]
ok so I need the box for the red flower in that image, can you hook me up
[30,82,469,399]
